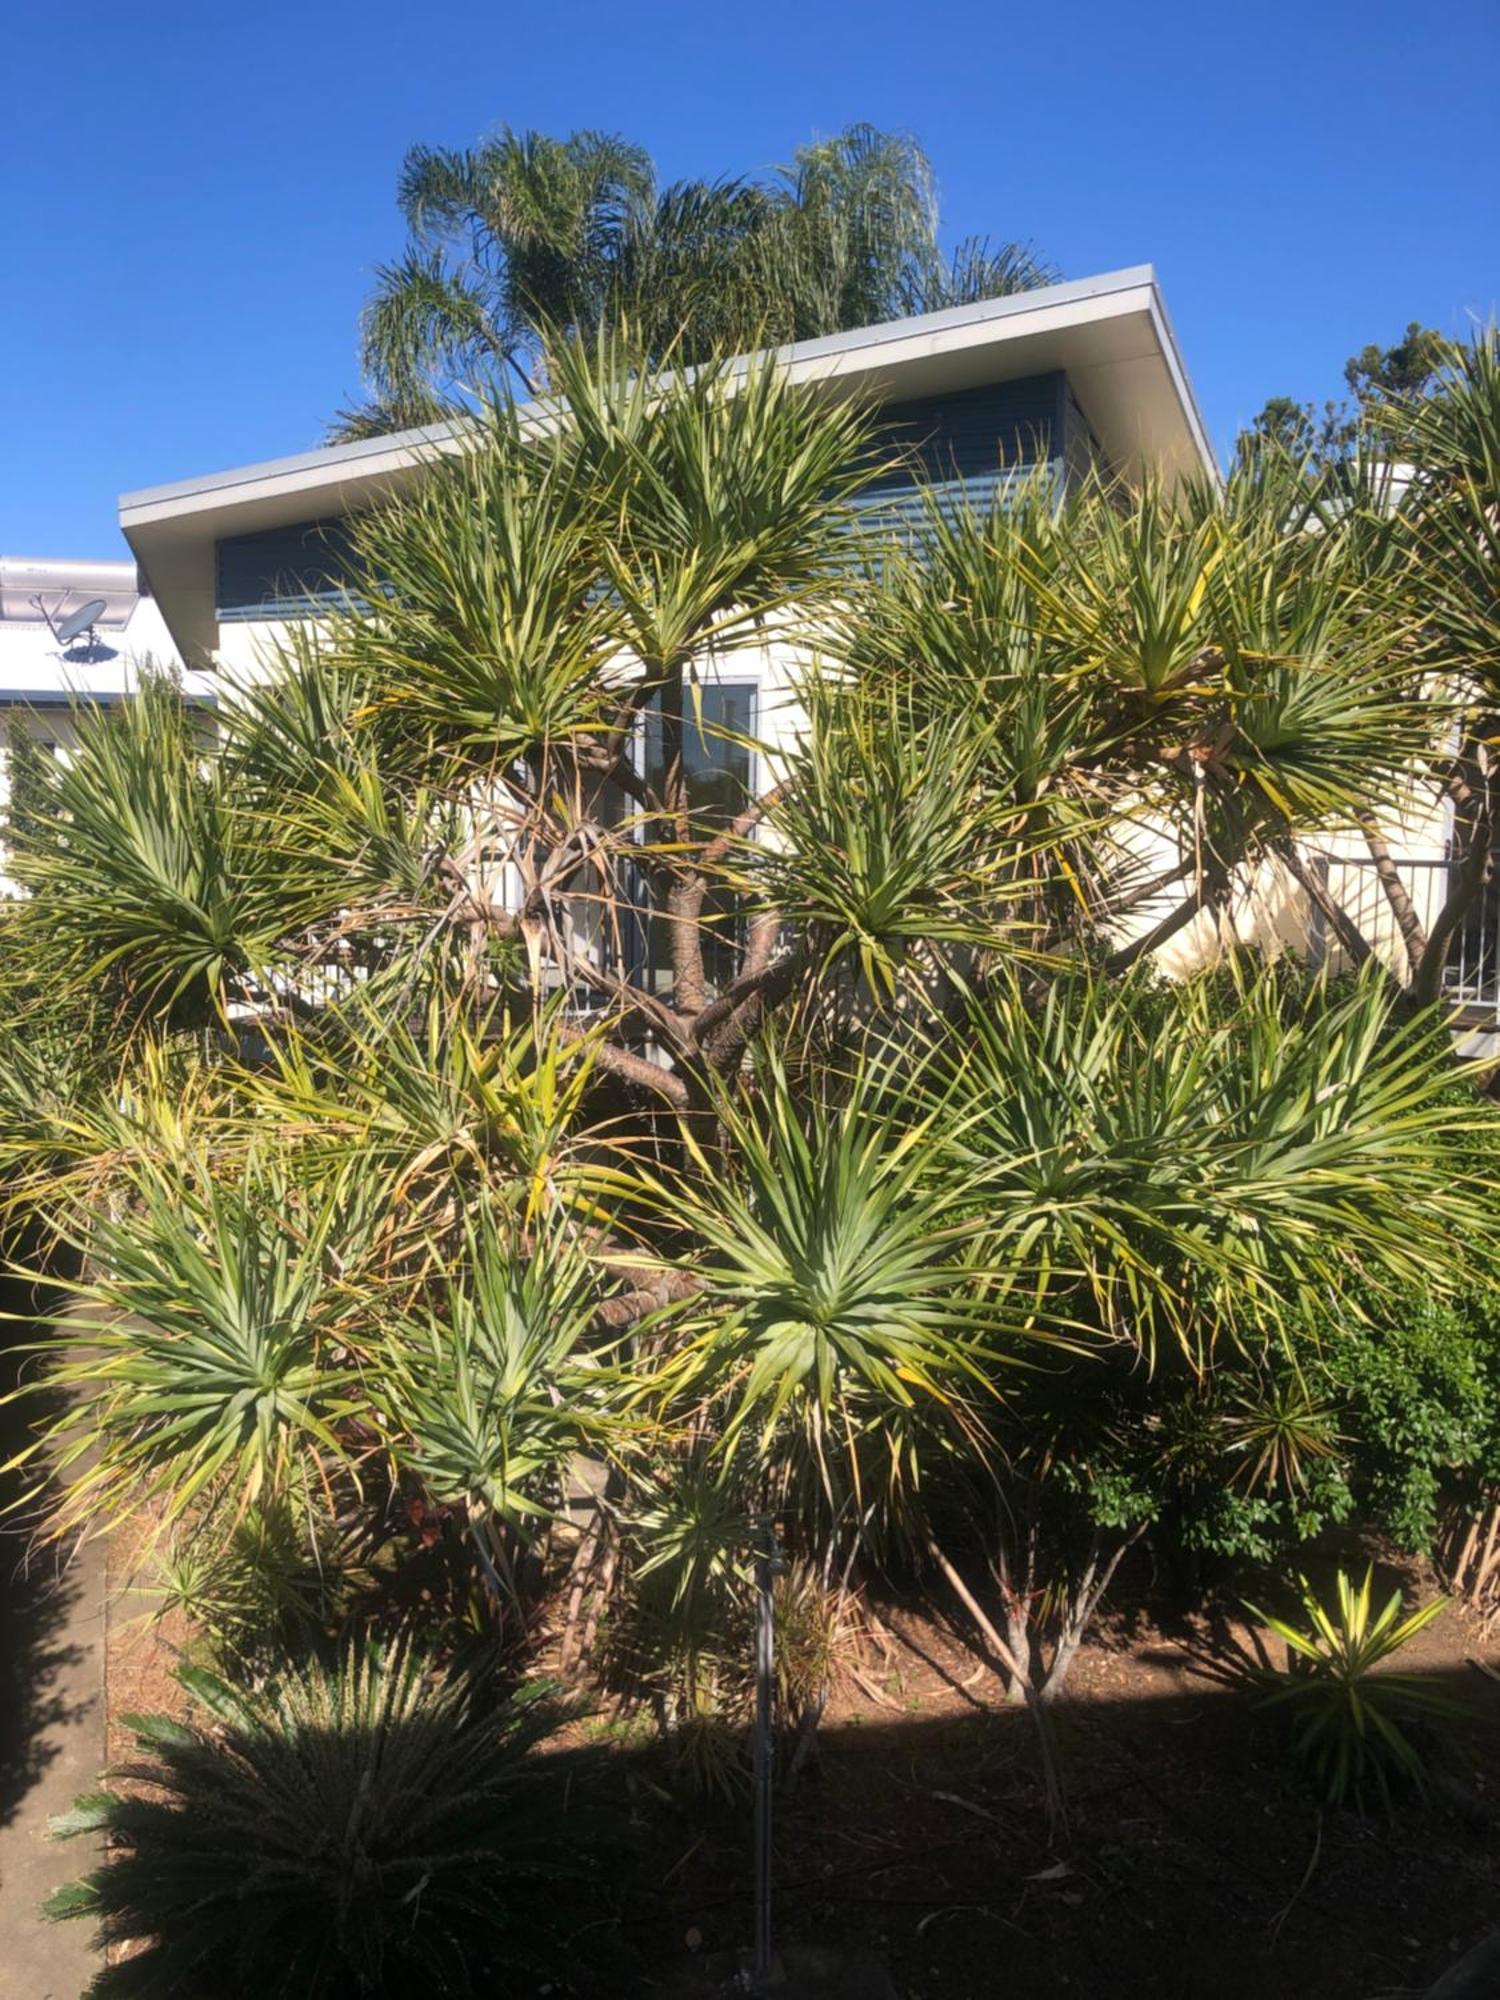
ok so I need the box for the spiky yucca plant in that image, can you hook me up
[47,1639,591,1997]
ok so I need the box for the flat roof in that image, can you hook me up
[121,265,1217,662]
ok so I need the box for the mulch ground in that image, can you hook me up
[615,1583,1500,2000]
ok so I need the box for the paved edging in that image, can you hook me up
[0,1530,106,2000]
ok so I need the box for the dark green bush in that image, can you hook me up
[1330,1287,1500,1554]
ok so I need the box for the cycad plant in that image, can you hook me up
[46,1638,592,1997]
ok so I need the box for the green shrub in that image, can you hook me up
[46,1637,596,1997]
[1247,1565,1451,1809]
[1330,1289,1500,1554]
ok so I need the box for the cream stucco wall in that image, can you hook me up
[208,607,1462,996]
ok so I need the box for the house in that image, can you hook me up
[117,265,1215,676]
[0,556,190,715]
[8,266,1487,1030]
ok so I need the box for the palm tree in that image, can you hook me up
[762,123,1055,335]
[336,122,1055,437]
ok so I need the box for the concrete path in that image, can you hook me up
[0,1528,106,2000]
[1,1263,105,2000]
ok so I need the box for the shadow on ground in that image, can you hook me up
[23,1649,1500,1998]
[545,1653,1500,1999]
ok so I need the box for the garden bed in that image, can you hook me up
[100,1549,1500,1998]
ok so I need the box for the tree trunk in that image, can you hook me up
[926,1535,1068,1836]
[1358,810,1429,968]
[1414,757,1500,1008]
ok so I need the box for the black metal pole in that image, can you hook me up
[752,1517,778,1985]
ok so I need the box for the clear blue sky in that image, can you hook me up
[3,0,1495,556]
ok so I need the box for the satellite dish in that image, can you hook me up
[54,597,109,648]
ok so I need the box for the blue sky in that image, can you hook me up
[3,0,1495,555]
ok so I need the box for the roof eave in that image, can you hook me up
[120,264,1219,664]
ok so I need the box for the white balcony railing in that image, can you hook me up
[1311,851,1500,1019]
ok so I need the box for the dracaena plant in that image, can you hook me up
[939,961,1482,1365]
[758,676,1040,1003]
[914,959,1487,1703]
[369,1203,631,1613]
[13,1149,370,1547]
[236,982,604,1242]
[1246,1566,1453,1809]
[635,1041,1009,1546]
[3,300,1500,1836]
[6,673,317,1029]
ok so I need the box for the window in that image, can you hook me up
[635,681,758,996]
[640,682,756,826]
[215,519,360,620]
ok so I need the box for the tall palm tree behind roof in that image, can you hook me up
[334,122,1057,439]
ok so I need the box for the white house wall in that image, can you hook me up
[0,588,203,898]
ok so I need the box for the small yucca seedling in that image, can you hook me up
[45,1636,594,1997]
[1246,1565,1452,1810]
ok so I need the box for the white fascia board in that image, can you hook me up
[120,265,1217,662]
[121,265,1208,532]
[1144,285,1217,487]
[119,420,464,529]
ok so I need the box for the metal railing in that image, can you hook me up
[1310,850,1500,1018]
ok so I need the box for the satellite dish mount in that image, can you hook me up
[32,594,110,657]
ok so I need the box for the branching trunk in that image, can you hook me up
[1037,1526,1144,1701]
[1413,752,1500,1008]
[1358,809,1429,968]
[1277,842,1380,974]
[989,1526,1037,1706]
[652,666,710,1018]
[592,1268,703,1332]
[1104,866,1229,976]
[561,1026,692,1109]
[926,1533,1068,1836]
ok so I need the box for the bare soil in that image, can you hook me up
[599,1555,1500,2000]
[98,1545,1500,1999]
